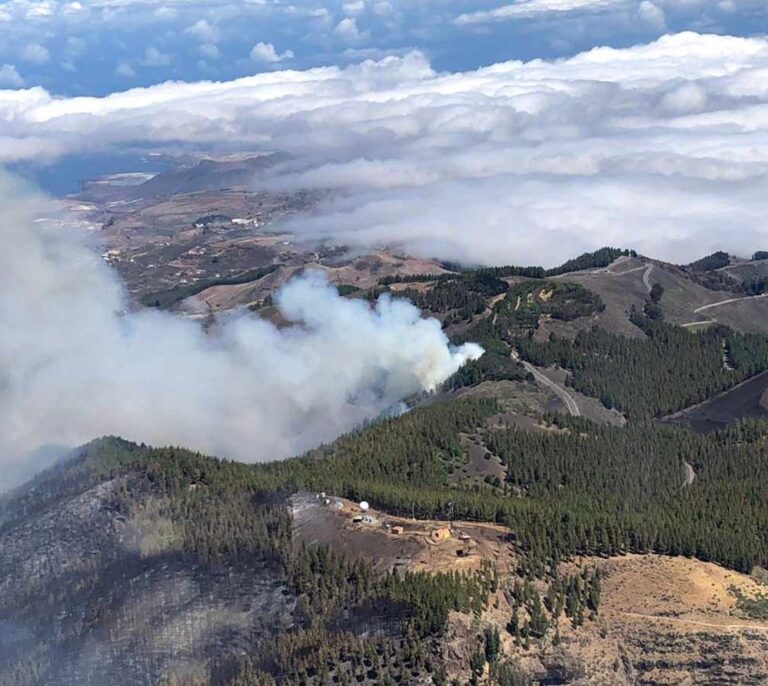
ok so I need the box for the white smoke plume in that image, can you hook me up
[0,171,482,483]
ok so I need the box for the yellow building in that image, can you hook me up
[431,527,451,541]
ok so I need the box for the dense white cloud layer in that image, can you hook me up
[4,32,768,265]
[0,172,480,482]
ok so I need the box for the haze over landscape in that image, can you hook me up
[7,2,768,685]
[6,31,768,265]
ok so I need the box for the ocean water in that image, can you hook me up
[9,151,168,197]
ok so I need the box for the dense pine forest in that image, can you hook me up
[9,387,768,683]
[256,400,768,574]
[518,314,768,419]
[404,258,768,419]
[22,389,768,580]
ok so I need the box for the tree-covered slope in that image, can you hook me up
[8,247,768,685]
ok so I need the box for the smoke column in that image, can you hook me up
[0,172,482,484]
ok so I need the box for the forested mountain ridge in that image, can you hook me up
[6,401,768,684]
[7,247,768,684]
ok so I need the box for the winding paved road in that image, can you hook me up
[520,359,581,417]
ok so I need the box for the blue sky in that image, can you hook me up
[1,0,767,96]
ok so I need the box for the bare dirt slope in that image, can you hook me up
[550,256,660,337]
[594,555,768,685]
[291,493,515,575]
[442,553,768,685]
[449,436,506,486]
[186,251,448,312]
[693,295,768,333]
[526,364,626,426]
[553,256,768,336]
[716,258,768,284]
